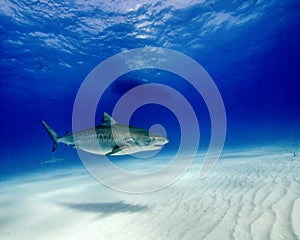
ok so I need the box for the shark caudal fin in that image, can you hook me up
[41,120,60,152]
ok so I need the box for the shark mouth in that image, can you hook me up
[154,144,164,147]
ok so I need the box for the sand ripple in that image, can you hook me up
[0,147,299,240]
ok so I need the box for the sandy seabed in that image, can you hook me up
[0,147,299,240]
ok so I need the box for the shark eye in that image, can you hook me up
[125,137,135,144]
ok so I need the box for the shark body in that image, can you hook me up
[41,113,169,156]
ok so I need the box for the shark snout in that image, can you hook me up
[153,136,169,146]
[163,137,169,144]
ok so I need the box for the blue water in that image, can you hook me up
[1,0,300,178]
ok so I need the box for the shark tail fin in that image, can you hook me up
[41,120,60,152]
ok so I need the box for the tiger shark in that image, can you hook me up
[35,156,64,166]
[41,113,169,156]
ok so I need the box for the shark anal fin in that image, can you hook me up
[106,145,128,156]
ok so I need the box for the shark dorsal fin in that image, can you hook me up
[101,112,117,126]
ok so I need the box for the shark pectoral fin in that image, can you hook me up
[106,145,129,156]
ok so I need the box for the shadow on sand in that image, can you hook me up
[57,201,148,215]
